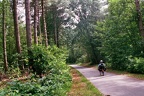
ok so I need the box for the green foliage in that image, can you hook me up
[0,81,44,96]
[0,74,71,96]
[97,0,143,70]
[127,57,144,74]
[76,54,88,63]
[0,0,27,69]
[7,65,21,79]
[58,0,102,64]
[0,45,72,96]
[28,45,49,76]
[28,45,70,76]
[39,73,71,95]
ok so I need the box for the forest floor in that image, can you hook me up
[70,64,144,96]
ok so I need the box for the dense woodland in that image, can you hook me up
[0,0,144,95]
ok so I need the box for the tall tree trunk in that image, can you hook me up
[57,27,59,47]
[54,12,58,46]
[13,0,24,70]
[41,0,48,47]
[25,0,33,71]
[135,0,144,38]
[25,0,32,47]
[38,5,42,44]
[2,0,8,73]
[57,21,62,48]
[34,0,38,44]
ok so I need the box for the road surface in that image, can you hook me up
[70,65,144,96]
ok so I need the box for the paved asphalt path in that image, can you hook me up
[70,65,144,96]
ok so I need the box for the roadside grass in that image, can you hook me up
[68,67,102,96]
[106,68,144,80]
[80,63,144,80]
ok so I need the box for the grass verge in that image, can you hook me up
[67,67,102,96]
[107,68,144,80]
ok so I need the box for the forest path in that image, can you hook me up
[70,65,144,96]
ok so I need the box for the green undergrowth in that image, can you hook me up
[0,45,72,96]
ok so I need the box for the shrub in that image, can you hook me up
[0,45,72,96]
[28,45,49,76]
[127,57,144,74]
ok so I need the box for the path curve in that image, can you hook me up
[70,65,144,96]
